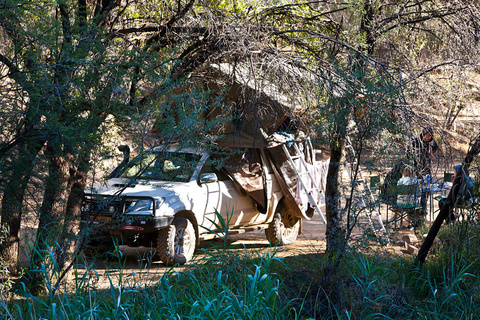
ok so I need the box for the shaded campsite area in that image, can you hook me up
[2,1,480,319]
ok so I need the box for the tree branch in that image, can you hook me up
[77,0,87,28]
[404,59,462,84]
[115,25,207,35]
[378,7,465,34]
[0,52,24,84]
[93,0,120,27]
[144,0,196,51]
[270,29,402,85]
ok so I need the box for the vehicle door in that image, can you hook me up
[220,148,267,226]
[198,159,256,230]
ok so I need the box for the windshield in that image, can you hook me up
[118,151,202,182]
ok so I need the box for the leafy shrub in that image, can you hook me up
[0,225,13,294]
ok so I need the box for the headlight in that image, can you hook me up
[126,199,152,213]
[154,198,164,209]
[125,198,164,214]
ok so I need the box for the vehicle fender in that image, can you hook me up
[164,198,188,213]
[265,192,282,223]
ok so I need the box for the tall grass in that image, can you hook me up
[406,220,480,319]
[2,217,480,319]
[0,240,302,319]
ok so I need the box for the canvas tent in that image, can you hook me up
[156,62,329,221]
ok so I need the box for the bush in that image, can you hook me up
[0,225,13,295]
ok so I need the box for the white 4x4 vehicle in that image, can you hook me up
[83,141,318,265]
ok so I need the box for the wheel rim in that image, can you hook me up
[174,226,192,256]
[282,222,294,238]
[281,209,298,240]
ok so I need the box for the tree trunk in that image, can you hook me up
[27,145,73,293]
[55,165,87,270]
[0,140,44,276]
[0,187,24,276]
[360,0,376,56]
[325,137,347,256]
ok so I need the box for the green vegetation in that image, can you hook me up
[1,219,480,319]
[0,225,13,295]
[1,0,480,318]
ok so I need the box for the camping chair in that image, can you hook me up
[452,190,478,223]
[449,174,477,223]
[433,172,453,216]
[386,184,423,230]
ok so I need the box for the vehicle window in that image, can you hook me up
[119,151,201,182]
[119,153,156,179]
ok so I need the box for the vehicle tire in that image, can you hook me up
[265,204,300,245]
[157,217,196,266]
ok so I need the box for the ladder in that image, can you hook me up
[281,139,327,224]
[344,136,390,244]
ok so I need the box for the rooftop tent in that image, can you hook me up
[151,61,311,148]
[199,63,323,220]
[203,65,309,143]
[201,62,312,144]
[152,62,324,220]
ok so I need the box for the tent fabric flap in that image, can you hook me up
[219,132,325,220]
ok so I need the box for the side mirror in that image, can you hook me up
[199,173,218,184]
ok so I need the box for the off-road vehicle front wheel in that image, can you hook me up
[157,217,196,265]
